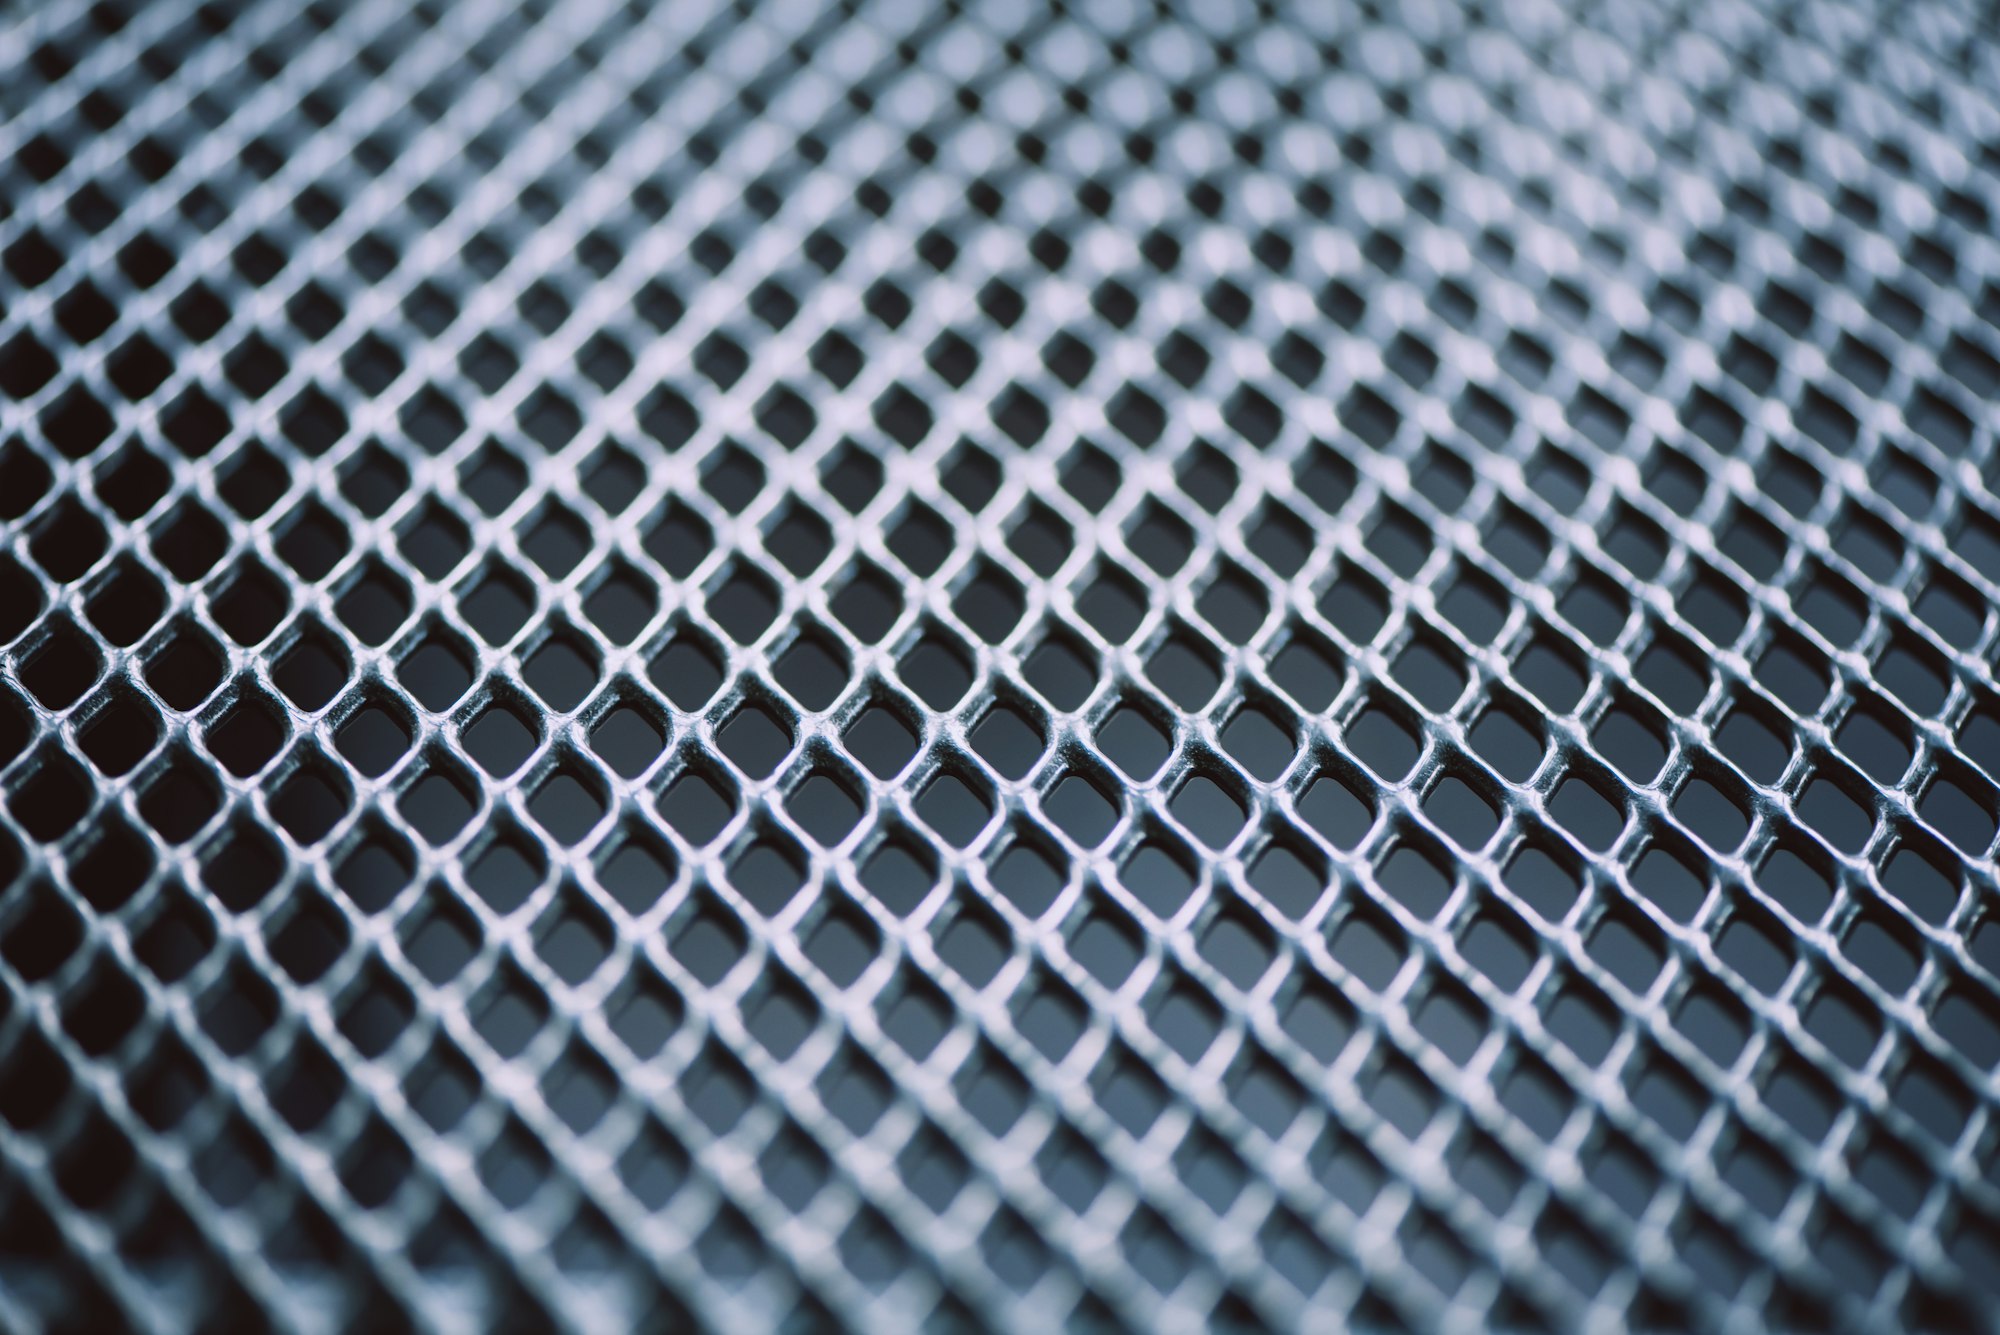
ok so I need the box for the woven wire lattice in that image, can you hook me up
[3,0,2000,1329]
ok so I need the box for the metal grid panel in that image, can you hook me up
[2,0,1999,1329]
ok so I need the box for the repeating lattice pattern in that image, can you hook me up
[3,0,2000,1329]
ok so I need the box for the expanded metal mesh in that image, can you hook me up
[3,0,2000,1329]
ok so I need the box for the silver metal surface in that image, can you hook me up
[3,0,2000,1329]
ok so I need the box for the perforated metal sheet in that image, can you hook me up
[4,0,2000,1330]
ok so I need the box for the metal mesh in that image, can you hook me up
[3,0,2000,1328]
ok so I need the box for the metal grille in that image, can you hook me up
[3,0,1999,1328]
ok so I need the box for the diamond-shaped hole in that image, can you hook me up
[275,500,352,582]
[463,702,540,778]
[918,771,992,849]
[473,965,546,1061]
[459,562,535,647]
[268,893,349,985]
[334,822,414,914]
[271,752,352,845]
[668,895,746,988]
[789,769,864,847]
[24,618,104,711]
[605,966,683,1061]
[536,892,612,987]
[80,687,162,778]
[708,563,779,645]
[1221,704,1296,781]
[1098,703,1171,781]
[271,623,348,713]
[1551,774,1625,852]
[466,825,548,916]
[583,564,658,646]
[718,703,791,779]
[207,559,290,648]
[139,750,221,845]
[773,631,849,713]
[853,836,933,921]
[1173,774,1248,849]
[845,700,920,779]
[396,627,473,713]
[728,833,807,917]
[397,500,471,582]
[84,560,166,648]
[590,701,666,779]
[805,903,879,990]
[334,697,413,779]
[1034,635,1113,721]
[400,758,479,846]
[520,632,599,713]
[530,765,609,846]
[648,627,723,712]
[1045,771,1119,848]
[10,747,93,842]
[969,703,1043,781]
[661,768,737,846]
[829,562,903,645]
[595,825,678,917]
[32,498,108,582]
[217,442,289,519]
[988,836,1066,919]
